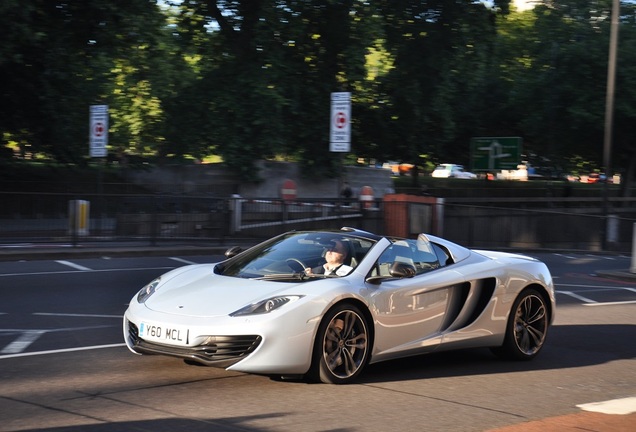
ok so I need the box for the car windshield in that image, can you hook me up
[217,231,377,280]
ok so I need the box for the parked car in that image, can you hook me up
[124,227,555,384]
[431,163,477,179]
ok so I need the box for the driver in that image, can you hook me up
[305,240,353,276]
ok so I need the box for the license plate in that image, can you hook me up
[139,322,190,346]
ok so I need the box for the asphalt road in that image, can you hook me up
[0,252,634,431]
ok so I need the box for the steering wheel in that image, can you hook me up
[286,258,308,273]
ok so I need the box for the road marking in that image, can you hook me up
[0,266,175,277]
[556,291,596,303]
[33,312,122,319]
[170,257,197,265]
[586,254,616,260]
[55,260,92,271]
[0,325,116,354]
[1,330,46,354]
[583,300,636,307]
[577,397,636,415]
[557,283,633,289]
[554,253,577,259]
[0,343,126,360]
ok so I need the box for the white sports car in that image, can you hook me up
[123,228,555,384]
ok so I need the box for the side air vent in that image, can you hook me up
[444,278,497,332]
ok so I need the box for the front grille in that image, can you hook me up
[127,321,261,367]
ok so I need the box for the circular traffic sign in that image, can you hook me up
[93,122,105,137]
[281,179,297,201]
[333,111,347,129]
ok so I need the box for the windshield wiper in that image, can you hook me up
[254,272,309,281]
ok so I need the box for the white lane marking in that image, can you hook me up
[1,330,46,354]
[558,283,634,289]
[583,300,636,307]
[55,260,92,271]
[170,257,197,265]
[554,253,577,259]
[0,325,116,354]
[585,254,617,260]
[33,312,122,319]
[0,266,175,277]
[577,397,636,415]
[0,343,126,360]
[556,291,596,303]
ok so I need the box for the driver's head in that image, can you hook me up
[326,240,348,263]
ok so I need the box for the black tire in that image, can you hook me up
[310,303,371,384]
[491,288,549,360]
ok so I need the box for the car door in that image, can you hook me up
[368,240,467,361]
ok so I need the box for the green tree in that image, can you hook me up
[0,0,169,163]
[368,0,509,167]
[164,0,377,179]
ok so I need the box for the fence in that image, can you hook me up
[0,191,634,252]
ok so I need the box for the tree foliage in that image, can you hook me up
[1,0,635,183]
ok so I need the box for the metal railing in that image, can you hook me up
[1,191,634,252]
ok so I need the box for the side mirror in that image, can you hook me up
[389,262,416,278]
[225,246,243,258]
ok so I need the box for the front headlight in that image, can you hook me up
[230,295,303,316]
[137,277,161,303]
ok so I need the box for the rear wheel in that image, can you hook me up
[492,288,549,360]
[310,303,370,384]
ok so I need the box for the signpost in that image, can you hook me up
[89,105,108,158]
[470,137,522,172]
[330,92,351,152]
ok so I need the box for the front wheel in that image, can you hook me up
[310,303,371,384]
[491,288,549,360]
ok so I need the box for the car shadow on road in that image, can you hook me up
[360,323,636,384]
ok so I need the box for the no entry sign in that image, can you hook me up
[281,179,297,201]
[330,92,351,152]
[90,105,109,158]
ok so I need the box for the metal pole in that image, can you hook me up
[602,0,619,250]
[631,223,636,274]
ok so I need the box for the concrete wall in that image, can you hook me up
[240,161,394,199]
[124,160,395,200]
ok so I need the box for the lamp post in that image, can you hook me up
[602,0,619,250]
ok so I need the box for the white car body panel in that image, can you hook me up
[123,229,555,379]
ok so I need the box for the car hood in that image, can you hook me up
[142,264,309,318]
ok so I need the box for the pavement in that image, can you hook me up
[594,268,636,282]
[1,239,634,432]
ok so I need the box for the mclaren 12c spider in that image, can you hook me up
[123,228,555,384]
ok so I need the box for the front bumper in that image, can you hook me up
[126,320,261,367]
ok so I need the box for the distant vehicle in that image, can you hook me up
[382,161,414,176]
[586,173,612,184]
[431,164,477,179]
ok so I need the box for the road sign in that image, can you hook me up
[90,105,109,158]
[470,137,522,171]
[330,92,351,152]
[281,179,297,201]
